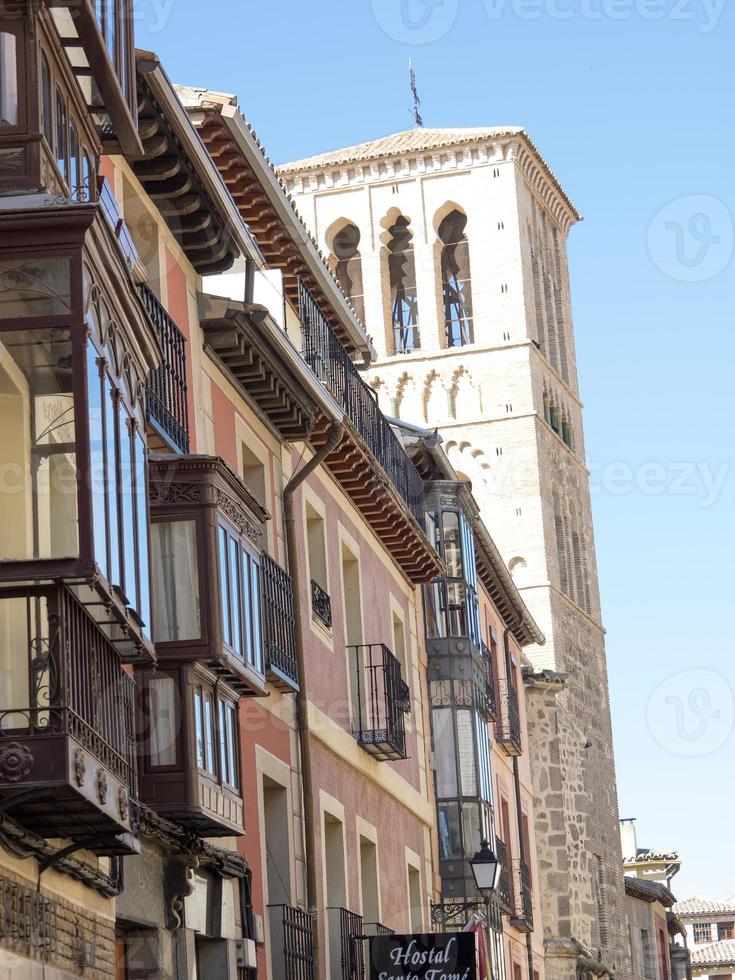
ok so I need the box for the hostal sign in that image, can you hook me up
[368,932,478,980]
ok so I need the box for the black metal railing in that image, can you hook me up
[495,837,512,912]
[0,586,137,795]
[350,643,409,762]
[311,579,332,629]
[363,922,395,937]
[295,278,424,523]
[496,678,522,754]
[511,859,534,931]
[328,907,365,980]
[261,554,299,690]
[481,641,497,720]
[268,904,316,980]
[139,283,190,454]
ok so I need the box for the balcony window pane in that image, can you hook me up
[194,685,205,769]
[0,256,71,319]
[104,375,121,586]
[476,712,492,804]
[87,345,107,580]
[225,701,238,789]
[0,32,18,127]
[151,520,200,642]
[218,526,231,647]
[461,802,481,860]
[442,511,463,578]
[0,596,30,729]
[457,709,477,797]
[446,582,466,636]
[0,328,78,562]
[55,88,67,181]
[135,433,150,633]
[424,581,446,639]
[203,691,215,774]
[250,559,263,673]
[229,534,243,657]
[69,121,80,199]
[120,411,137,613]
[218,698,227,783]
[81,153,94,203]
[432,708,457,798]
[148,676,177,766]
[105,0,116,67]
[41,55,52,145]
[438,802,461,859]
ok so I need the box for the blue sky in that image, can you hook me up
[138,0,735,899]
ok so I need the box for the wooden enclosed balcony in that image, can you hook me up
[0,584,138,854]
[350,644,410,762]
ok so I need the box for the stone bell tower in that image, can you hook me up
[280,127,630,979]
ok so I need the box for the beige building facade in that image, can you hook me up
[281,126,629,979]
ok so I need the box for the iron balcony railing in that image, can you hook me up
[0,585,137,794]
[311,579,332,629]
[481,640,497,721]
[350,643,409,762]
[267,904,316,980]
[295,278,424,524]
[496,678,522,755]
[363,922,395,937]
[495,837,512,912]
[261,554,299,691]
[328,907,365,980]
[511,859,534,932]
[139,283,190,454]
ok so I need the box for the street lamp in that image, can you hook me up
[469,840,501,895]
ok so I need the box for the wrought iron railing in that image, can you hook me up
[268,904,316,980]
[350,644,409,762]
[481,641,497,720]
[139,282,190,454]
[495,837,512,912]
[295,278,424,523]
[363,922,395,936]
[0,585,137,794]
[328,907,365,980]
[311,579,332,629]
[511,859,534,930]
[496,678,522,754]
[261,554,299,689]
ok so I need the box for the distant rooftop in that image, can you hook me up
[673,896,735,917]
[623,849,680,864]
[690,939,735,968]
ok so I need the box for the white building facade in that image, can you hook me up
[280,126,629,980]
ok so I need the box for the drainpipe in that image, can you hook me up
[502,615,536,980]
[283,420,344,979]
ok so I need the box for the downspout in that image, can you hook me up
[283,420,344,978]
[503,614,536,980]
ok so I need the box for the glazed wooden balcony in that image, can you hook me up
[350,644,410,762]
[139,283,191,455]
[495,678,522,756]
[0,584,138,854]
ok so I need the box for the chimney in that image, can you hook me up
[620,818,637,860]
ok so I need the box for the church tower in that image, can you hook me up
[280,128,630,980]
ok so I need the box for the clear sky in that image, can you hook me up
[137,0,735,900]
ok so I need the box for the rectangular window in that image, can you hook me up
[119,410,137,614]
[692,923,712,944]
[437,802,461,859]
[41,54,52,145]
[151,520,201,642]
[432,707,457,798]
[87,345,107,581]
[194,685,205,770]
[217,697,239,789]
[202,690,215,775]
[229,534,243,656]
[218,522,263,674]
[0,31,18,128]
[148,676,177,767]
[219,525,232,647]
[457,709,477,797]
[104,375,121,586]
[134,433,150,634]
[55,88,67,180]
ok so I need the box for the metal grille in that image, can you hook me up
[261,554,299,688]
[512,859,534,930]
[140,283,190,454]
[268,905,316,980]
[295,278,424,523]
[0,586,136,795]
[481,641,497,720]
[350,644,409,761]
[0,875,58,960]
[495,837,512,912]
[310,579,332,629]
[328,907,365,980]
[496,678,522,754]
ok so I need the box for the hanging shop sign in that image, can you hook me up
[368,931,478,980]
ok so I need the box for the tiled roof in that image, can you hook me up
[673,896,735,916]
[623,850,680,863]
[690,939,735,968]
[277,126,523,173]
[624,876,676,907]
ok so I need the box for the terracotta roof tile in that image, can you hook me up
[690,939,735,967]
[674,896,735,916]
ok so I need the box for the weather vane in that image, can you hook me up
[409,59,424,128]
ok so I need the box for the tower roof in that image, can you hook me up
[277,126,524,173]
